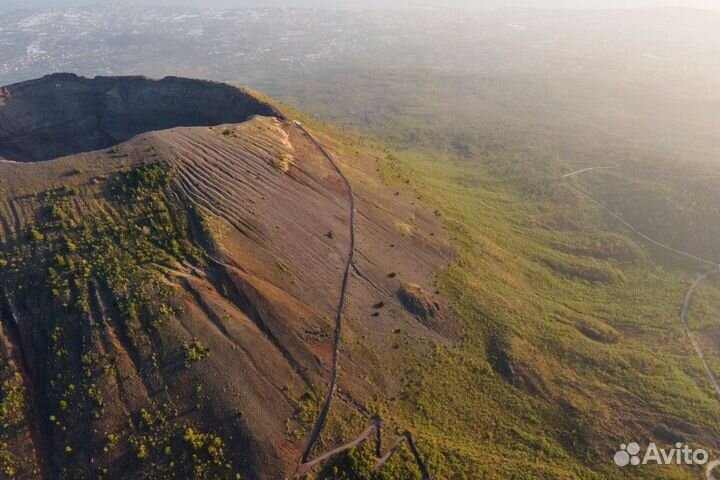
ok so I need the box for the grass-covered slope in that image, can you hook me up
[367,147,720,479]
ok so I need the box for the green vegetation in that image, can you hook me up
[287,391,321,440]
[0,162,234,478]
[318,443,421,480]
[365,138,720,479]
[127,404,241,479]
[183,339,210,367]
[30,228,44,241]
[0,371,25,479]
[581,168,720,264]
[0,374,24,431]
[1,164,200,331]
[0,73,716,478]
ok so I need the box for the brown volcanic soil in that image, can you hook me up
[0,76,453,479]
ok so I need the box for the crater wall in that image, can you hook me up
[0,73,283,162]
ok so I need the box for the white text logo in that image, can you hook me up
[614,442,708,467]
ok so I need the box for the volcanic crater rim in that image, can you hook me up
[0,73,284,163]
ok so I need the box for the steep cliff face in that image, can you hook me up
[0,74,282,162]
[0,76,452,479]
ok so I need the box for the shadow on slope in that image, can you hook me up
[0,73,283,162]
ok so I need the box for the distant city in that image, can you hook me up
[2,5,718,94]
[0,6,485,87]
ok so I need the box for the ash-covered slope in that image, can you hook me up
[0,76,451,479]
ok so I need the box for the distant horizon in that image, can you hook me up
[2,0,720,11]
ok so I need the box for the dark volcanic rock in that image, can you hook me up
[398,282,440,321]
[0,73,282,162]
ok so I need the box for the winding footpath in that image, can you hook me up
[297,124,432,479]
[298,123,356,465]
[562,167,720,479]
[680,270,720,399]
[569,187,718,268]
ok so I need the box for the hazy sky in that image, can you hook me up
[3,0,720,9]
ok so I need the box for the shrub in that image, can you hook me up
[183,340,210,367]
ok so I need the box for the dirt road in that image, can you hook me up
[567,183,718,267]
[680,270,720,399]
[560,165,617,179]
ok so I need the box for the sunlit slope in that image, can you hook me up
[0,101,452,479]
[349,134,720,479]
[3,71,720,480]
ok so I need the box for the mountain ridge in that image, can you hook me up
[0,74,452,479]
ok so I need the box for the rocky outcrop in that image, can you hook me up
[398,283,440,321]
